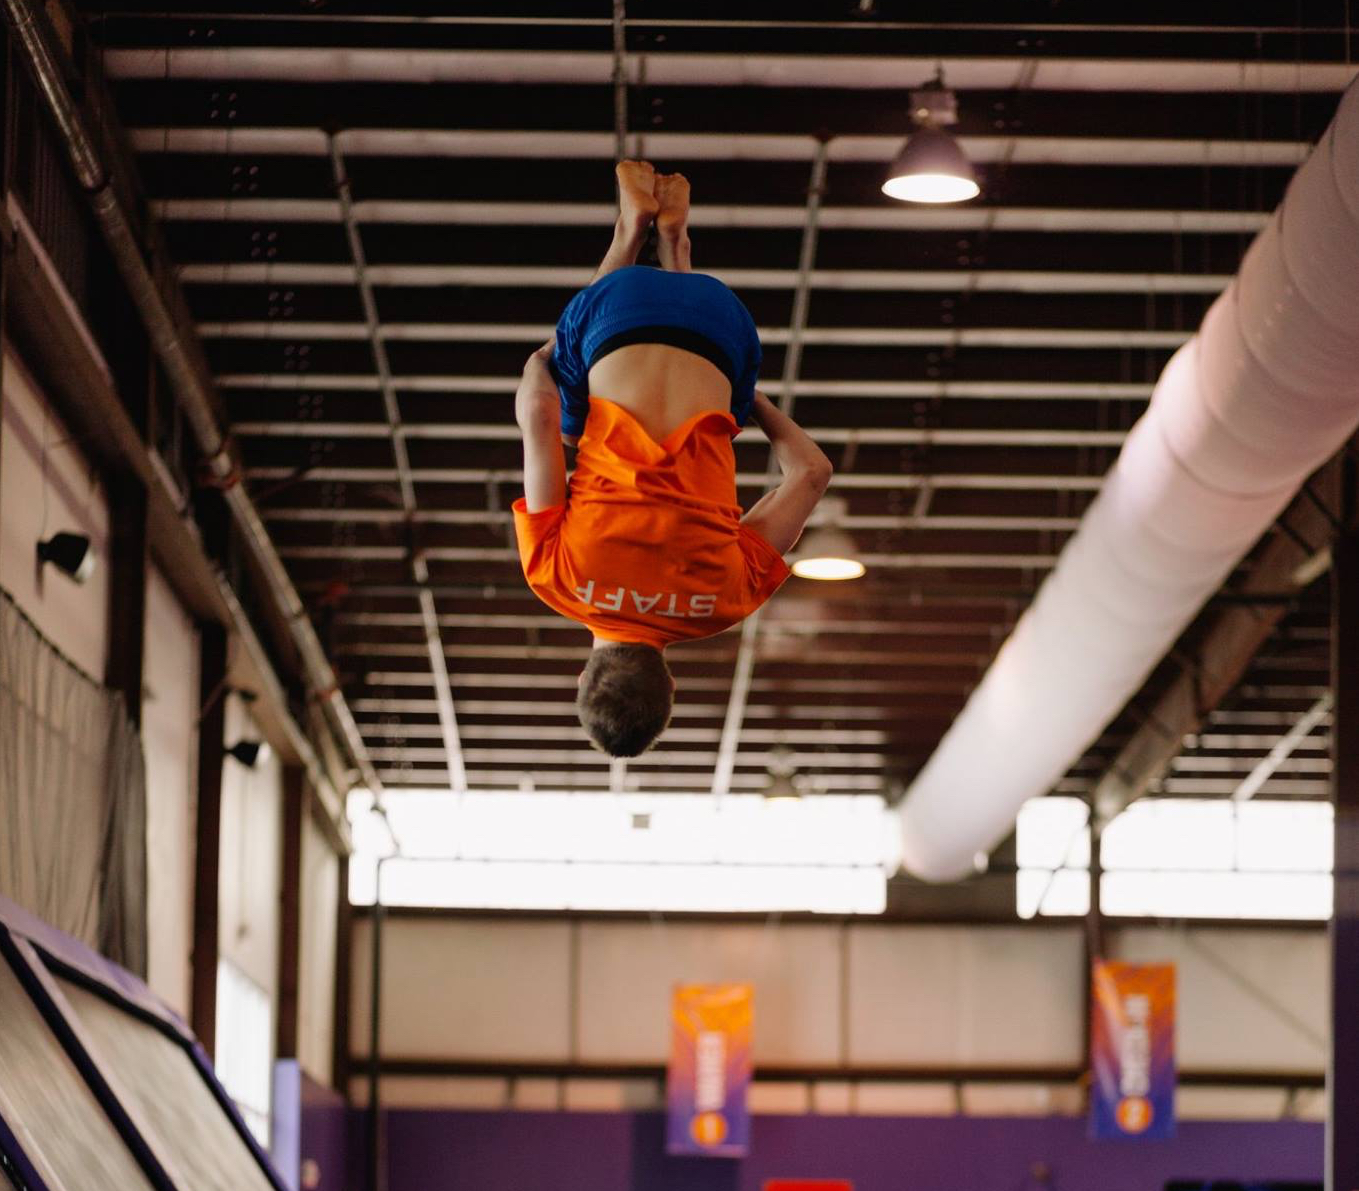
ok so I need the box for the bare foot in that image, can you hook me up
[616,160,659,231]
[655,172,691,271]
[655,172,690,238]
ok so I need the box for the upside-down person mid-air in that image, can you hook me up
[512,160,833,757]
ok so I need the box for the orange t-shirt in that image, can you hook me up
[513,398,790,649]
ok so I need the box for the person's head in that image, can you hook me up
[577,642,674,757]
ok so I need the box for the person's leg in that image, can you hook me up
[589,160,659,284]
[655,172,691,273]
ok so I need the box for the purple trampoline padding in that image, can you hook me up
[0,1103,54,1191]
[0,894,190,1042]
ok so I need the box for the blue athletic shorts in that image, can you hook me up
[550,265,762,439]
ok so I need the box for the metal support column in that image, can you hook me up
[105,473,148,725]
[1328,462,1359,1191]
[367,857,388,1191]
[191,621,228,1056]
[332,856,353,1095]
[1082,821,1105,1111]
[275,765,305,1062]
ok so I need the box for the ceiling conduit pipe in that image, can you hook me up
[3,0,384,796]
[899,79,1359,882]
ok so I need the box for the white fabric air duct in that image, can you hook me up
[899,80,1359,882]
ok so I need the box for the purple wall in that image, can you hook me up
[372,1110,1321,1191]
[274,1061,350,1191]
[299,1074,349,1191]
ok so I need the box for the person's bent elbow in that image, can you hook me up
[804,451,833,495]
[516,389,560,435]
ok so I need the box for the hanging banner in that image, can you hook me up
[1090,961,1176,1140]
[667,983,753,1157]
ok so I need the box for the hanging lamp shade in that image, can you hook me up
[882,126,980,204]
[762,771,801,803]
[791,525,866,581]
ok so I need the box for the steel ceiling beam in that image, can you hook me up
[223,375,1154,401]
[244,465,1108,491]
[84,10,1359,36]
[99,47,1359,92]
[276,545,1062,569]
[266,510,1083,532]
[350,698,930,719]
[171,220,1241,275]
[124,126,1317,167]
[184,263,1234,294]
[234,421,1132,447]
[224,376,1152,401]
[369,744,897,765]
[209,325,1191,351]
[354,671,979,693]
[328,133,466,793]
[152,198,1273,236]
[367,722,896,743]
[369,770,891,793]
[331,613,1007,634]
[335,641,995,666]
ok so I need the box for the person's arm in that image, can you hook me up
[739,391,833,554]
[516,340,567,512]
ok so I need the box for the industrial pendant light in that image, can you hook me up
[882,69,979,204]
[791,497,866,581]
[763,744,801,804]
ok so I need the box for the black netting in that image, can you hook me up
[0,586,148,974]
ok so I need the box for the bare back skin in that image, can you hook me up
[586,343,731,443]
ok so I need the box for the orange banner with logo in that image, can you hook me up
[1090,961,1176,1140]
[666,983,752,1157]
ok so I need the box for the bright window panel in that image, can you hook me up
[1234,801,1332,873]
[1015,796,1090,918]
[1015,796,1333,921]
[363,858,885,914]
[1017,867,1091,919]
[1015,796,1091,869]
[1102,870,1332,920]
[347,790,890,914]
[1101,799,1236,872]
[214,959,272,1145]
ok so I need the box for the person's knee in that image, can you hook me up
[577,644,673,757]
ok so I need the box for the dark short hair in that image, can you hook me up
[577,643,673,757]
